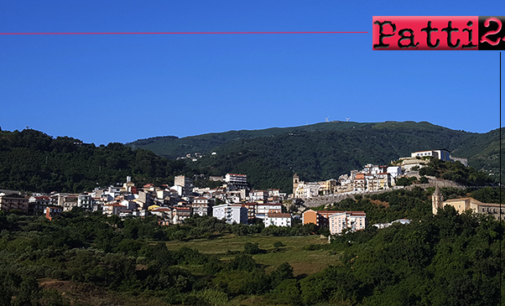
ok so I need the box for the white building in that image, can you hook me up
[387,166,403,179]
[264,213,292,227]
[224,173,248,189]
[212,204,248,224]
[250,190,268,203]
[411,149,451,161]
[328,211,367,235]
[256,203,283,216]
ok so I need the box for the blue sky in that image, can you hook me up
[0,1,503,145]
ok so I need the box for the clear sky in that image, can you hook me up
[0,1,503,145]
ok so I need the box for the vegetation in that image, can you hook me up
[0,185,503,305]
[301,206,504,305]
[128,122,504,192]
[419,158,494,186]
[0,129,197,193]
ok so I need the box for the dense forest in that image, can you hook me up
[0,186,503,305]
[0,129,197,193]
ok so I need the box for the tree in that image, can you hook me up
[244,242,261,254]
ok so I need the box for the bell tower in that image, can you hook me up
[432,184,443,215]
[293,174,299,195]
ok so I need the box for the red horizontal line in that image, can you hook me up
[0,31,368,35]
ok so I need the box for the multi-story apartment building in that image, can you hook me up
[328,211,367,235]
[174,175,194,196]
[250,190,268,203]
[302,209,343,228]
[244,202,257,221]
[256,203,283,219]
[212,204,248,224]
[224,173,248,190]
[264,213,292,227]
[192,197,213,216]
[78,194,93,211]
[353,173,366,192]
[0,193,28,213]
[28,196,50,215]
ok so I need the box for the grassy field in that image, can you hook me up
[166,234,341,276]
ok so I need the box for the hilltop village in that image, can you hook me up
[1,148,501,236]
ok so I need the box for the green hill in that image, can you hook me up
[0,129,196,193]
[128,121,503,192]
[127,121,373,159]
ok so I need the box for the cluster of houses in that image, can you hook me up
[0,174,296,227]
[0,172,369,235]
[293,149,468,198]
[1,148,486,237]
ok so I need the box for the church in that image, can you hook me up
[432,185,504,220]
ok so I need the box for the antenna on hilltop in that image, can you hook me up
[346,117,350,122]
[325,116,329,122]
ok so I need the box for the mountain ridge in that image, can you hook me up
[127,121,503,192]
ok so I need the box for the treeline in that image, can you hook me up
[0,210,317,305]
[1,185,504,305]
[0,129,197,193]
[301,206,504,305]
[418,158,494,186]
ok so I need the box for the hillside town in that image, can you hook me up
[1,148,500,237]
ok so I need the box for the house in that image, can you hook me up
[250,190,268,203]
[174,175,194,196]
[302,209,344,228]
[318,179,338,195]
[103,203,128,216]
[411,149,451,161]
[192,197,213,216]
[244,202,258,221]
[212,204,248,224]
[28,196,50,215]
[78,194,93,211]
[173,206,192,224]
[264,213,292,227]
[328,211,367,235]
[44,206,62,221]
[256,203,283,220]
[0,193,29,213]
[224,173,248,190]
[353,173,366,192]
[62,195,79,212]
[387,166,403,180]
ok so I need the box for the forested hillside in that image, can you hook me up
[0,129,196,193]
[0,187,502,305]
[128,122,504,192]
